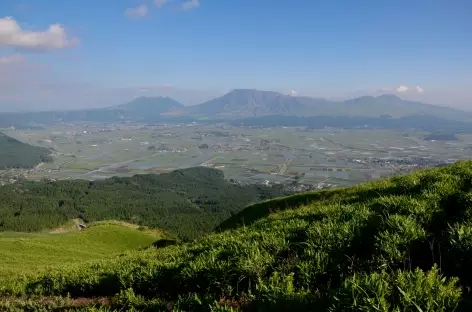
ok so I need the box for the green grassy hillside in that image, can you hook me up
[0,132,52,169]
[0,221,166,279]
[3,161,472,311]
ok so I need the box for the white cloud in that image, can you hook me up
[154,0,168,8]
[396,85,408,93]
[181,0,200,10]
[124,4,149,19]
[377,85,425,95]
[0,17,78,50]
[0,54,23,65]
[290,90,298,96]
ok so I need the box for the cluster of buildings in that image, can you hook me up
[349,156,450,173]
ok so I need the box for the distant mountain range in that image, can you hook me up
[179,89,471,121]
[0,89,471,127]
[182,89,309,117]
[0,96,185,126]
[115,96,185,116]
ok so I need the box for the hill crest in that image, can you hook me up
[0,132,52,169]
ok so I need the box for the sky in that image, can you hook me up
[0,0,471,111]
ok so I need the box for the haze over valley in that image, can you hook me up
[2,89,472,188]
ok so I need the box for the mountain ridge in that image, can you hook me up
[181,89,470,120]
[0,96,186,126]
[1,90,471,126]
[183,89,309,117]
[114,96,184,111]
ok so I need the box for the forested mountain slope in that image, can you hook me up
[0,132,52,169]
[2,161,472,311]
[0,167,288,240]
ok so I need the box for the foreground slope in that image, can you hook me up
[3,161,472,311]
[0,132,52,169]
[0,221,165,278]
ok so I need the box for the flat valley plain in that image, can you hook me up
[2,123,472,188]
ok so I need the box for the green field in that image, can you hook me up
[2,161,472,311]
[0,221,163,278]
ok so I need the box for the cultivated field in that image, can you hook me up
[3,123,472,187]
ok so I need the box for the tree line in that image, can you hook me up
[0,167,289,240]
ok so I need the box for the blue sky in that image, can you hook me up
[0,0,471,110]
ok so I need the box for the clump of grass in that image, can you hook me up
[332,266,461,312]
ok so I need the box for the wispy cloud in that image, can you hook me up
[126,0,198,18]
[15,3,33,12]
[0,16,79,51]
[416,86,424,93]
[154,0,168,8]
[124,4,149,19]
[181,0,200,10]
[0,54,24,65]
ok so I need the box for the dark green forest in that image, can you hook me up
[0,167,289,240]
[0,132,53,169]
